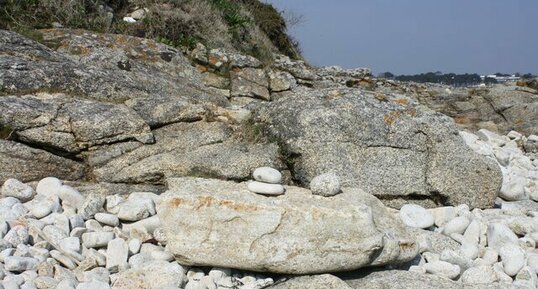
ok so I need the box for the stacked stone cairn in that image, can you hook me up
[247,167,285,196]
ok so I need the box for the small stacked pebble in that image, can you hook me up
[0,177,273,289]
[398,129,538,288]
[247,167,285,195]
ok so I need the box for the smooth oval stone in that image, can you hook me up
[1,179,34,202]
[499,244,525,276]
[423,260,461,279]
[81,232,115,248]
[247,181,284,195]
[399,204,434,229]
[487,223,518,250]
[443,216,470,236]
[252,167,282,184]
[461,266,497,284]
[58,185,85,209]
[429,206,456,227]
[94,213,119,227]
[36,177,63,198]
[499,177,527,201]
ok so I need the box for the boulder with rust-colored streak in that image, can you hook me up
[158,177,418,274]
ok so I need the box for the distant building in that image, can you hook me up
[480,74,520,83]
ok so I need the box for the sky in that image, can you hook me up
[264,0,538,75]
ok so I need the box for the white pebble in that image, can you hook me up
[106,238,128,273]
[81,232,115,248]
[252,167,282,184]
[429,206,456,227]
[443,216,470,236]
[247,181,284,195]
[4,256,38,272]
[36,177,62,198]
[117,200,155,222]
[399,204,434,229]
[461,266,497,284]
[128,239,142,255]
[58,185,85,209]
[94,213,119,227]
[499,244,526,276]
[487,223,518,250]
[423,260,460,279]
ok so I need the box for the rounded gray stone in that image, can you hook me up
[309,173,341,197]
[1,179,34,202]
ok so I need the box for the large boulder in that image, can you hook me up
[483,86,538,135]
[158,177,418,274]
[416,85,538,136]
[253,87,502,208]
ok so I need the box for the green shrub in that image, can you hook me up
[208,0,250,28]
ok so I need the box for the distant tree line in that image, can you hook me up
[393,72,482,87]
[377,71,536,86]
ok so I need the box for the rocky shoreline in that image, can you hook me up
[1,27,538,288]
[0,129,537,288]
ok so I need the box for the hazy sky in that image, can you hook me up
[265,0,538,75]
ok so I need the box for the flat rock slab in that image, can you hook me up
[267,274,352,289]
[342,269,511,289]
[0,140,85,183]
[158,177,418,274]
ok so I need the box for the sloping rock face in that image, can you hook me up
[253,87,502,208]
[0,29,502,209]
[89,122,284,184]
[0,29,283,184]
[415,84,538,136]
[0,94,153,153]
[158,177,418,274]
[0,140,85,182]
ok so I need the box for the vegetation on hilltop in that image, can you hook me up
[0,0,301,61]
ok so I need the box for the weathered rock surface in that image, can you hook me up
[342,269,507,289]
[90,122,283,184]
[158,177,418,274]
[268,274,352,289]
[254,88,502,208]
[416,84,538,136]
[230,68,270,100]
[0,140,84,183]
[112,260,186,289]
[0,94,154,153]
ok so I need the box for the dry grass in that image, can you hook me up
[0,0,301,59]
